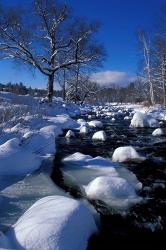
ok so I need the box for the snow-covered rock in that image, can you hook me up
[112,146,145,163]
[124,116,131,120]
[85,176,141,209]
[65,130,75,138]
[152,128,164,136]
[77,119,88,127]
[92,131,107,141]
[130,112,160,128]
[63,152,93,166]
[80,125,89,134]
[6,196,97,250]
[63,152,142,209]
[88,120,103,128]
[0,138,41,175]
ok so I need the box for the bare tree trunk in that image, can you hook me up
[139,32,155,105]
[145,46,155,105]
[74,65,79,104]
[47,74,54,102]
[162,55,166,106]
[62,69,66,101]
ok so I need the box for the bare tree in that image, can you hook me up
[152,36,166,105]
[138,31,155,105]
[0,0,104,101]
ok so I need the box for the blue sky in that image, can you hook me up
[0,0,165,88]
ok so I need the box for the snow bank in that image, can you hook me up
[0,231,13,249]
[152,128,164,136]
[0,138,41,175]
[88,120,103,128]
[6,196,97,250]
[92,131,107,141]
[22,127,57,155]
[47,115,79,130]
[130,112,160,128]
[112,146,146,163]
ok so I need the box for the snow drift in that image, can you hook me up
[6,196,97,250]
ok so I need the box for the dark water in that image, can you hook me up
[52,107,166,247]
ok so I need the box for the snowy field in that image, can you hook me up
[0,92,166,249]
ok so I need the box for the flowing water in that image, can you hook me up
[52,107,166,247]
[0,106,166,247]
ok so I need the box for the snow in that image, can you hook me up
[112,146,146,163]
[5,196,97,250]
[152,128,164,136]
[85,176,141,209]
[124,116,131,120]
[0,138,41,175]
[63,152,93,165]
[92,131,107,141]
[0,231,13,249]
[77,119,88,127]
[130,112,160,128]
[22,130,56,155]
[63,152,142,210]
[65,130,75,138]
[80,125,89,134]
[88,120,103,128]
[0,92,81,176]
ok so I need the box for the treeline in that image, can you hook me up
[0,82,61,97]
[85,79,147,104]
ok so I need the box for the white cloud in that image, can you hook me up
[90,70,135,87]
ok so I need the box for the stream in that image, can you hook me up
[0,106,166,247]
[52,106,166,247]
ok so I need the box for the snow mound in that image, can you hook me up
[47,115,79,130]
[40,125,63,138]
[112,146,145,163]
[152,128,164,136]
[85,176,141,209]
[63,153,142,209]
[130,112,160,128]
[0,138,41,175]
[92,131,107,141]
[88,120,103,128]
[65,130,75,138]
[22,129,56,155]
[124,116,131,120]
[80,125,89,134]
[63,152,93,166]
[7,196,97,250]
[77,119,88,127]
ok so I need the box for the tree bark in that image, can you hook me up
[47,74,54,102]
[62,69,66,101]
[162,55,166,106]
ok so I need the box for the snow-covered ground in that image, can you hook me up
[0,92,81,177]
[0,93,166,247]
